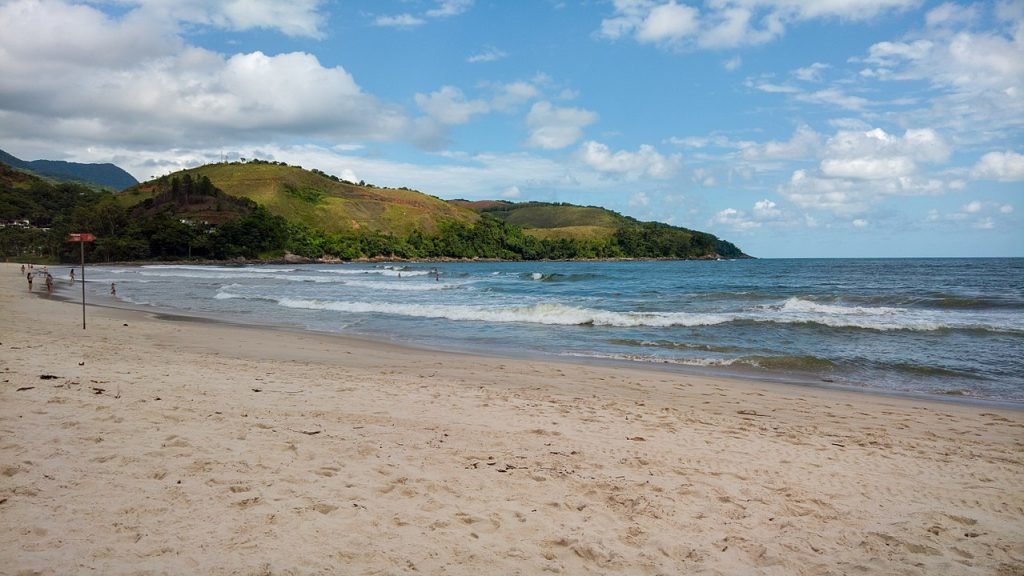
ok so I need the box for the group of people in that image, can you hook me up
[21,263,56,295]
[20,263,116,297]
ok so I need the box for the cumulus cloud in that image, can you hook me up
[500,185,521,199]
[972,151,1024,181]
[415,86,489,125]
[636,2,700,44]
[526,102,597,150]
[778,170,872,215]
[712,207,761,230]
[577,141,681,179]
[856,5,1024,140]
[711,197,795,231]
[818,128,950,179]
[0,1,408,155]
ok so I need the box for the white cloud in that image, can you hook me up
[852,218,869,228]
[795,88,869,111]
[713,207,761,230]
[925,199,1017,230]
[375,0,473,28]
[490,81,541,112]
[972,151,1024,181]
[793,62,829,82]
[857,6,1024,141]
[108,0,328,38]
[779,170,871,215]
[467,46,507,63]
[426,0,474,18]
[414,86,489,125]
[598,0,918,50]
[636,1,700,44]
[974,217,995,229]
[748,79,801,94]
[723,55,742,71]
[374,13,425,28]
[578,141,681,179]
[712,197,793,231]
[753,198,782,219]
[741,125,821,161]
[0,2,409,154]
[818,128,950,180]
[526,102,597,150]
[629,191,651,207]
[501,185,521,199]
[925,2,980,29]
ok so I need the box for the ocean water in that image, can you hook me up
[77,258,1024,403]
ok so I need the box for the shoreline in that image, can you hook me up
[2,262,1022,574]
[44,271,1024,410]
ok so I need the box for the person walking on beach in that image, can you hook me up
[26,271,33,291]
[69,268,75,283]
[20,264,25,274]
[110,282,116,296]
[45,273,53,295]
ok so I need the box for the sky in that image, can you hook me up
[0,0,1021,257]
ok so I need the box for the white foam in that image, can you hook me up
[274,299,734,327]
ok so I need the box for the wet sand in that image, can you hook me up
[1,263,1022,575]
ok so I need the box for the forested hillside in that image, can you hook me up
[2,159,748,262]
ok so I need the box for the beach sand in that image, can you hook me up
[1,262,1022,575]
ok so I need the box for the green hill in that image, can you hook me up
[122,161,478,236]
[3,158,749,262]
[451,200,747,259]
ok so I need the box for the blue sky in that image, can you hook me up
[0,0,1021,257]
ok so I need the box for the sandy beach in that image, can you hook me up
[1,262,1022,575]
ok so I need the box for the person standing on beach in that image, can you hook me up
[110,282,116,296]
[69,268,75,283]
[26,271,32,291]
[45,273,53,295]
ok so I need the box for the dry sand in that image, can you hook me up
[1,262,1022,575]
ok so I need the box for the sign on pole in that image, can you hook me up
[67,233,96,329]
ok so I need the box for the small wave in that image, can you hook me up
[759,297,1024,333]
[139,270,292,280]
[342,279,456,291]
[378,269,430,277]
[274,299,735,327]
[522,272,600,282]
[607,339,743,353]
[142,264,298,273]
[560,351,740,367]
[737,355,836,372]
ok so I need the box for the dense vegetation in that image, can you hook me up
[1,159,747,263]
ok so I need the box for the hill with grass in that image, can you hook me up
[121,161,478,236]
[3,157,748,262]
[451,200,747,259]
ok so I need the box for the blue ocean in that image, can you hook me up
[76,258,1024,403]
